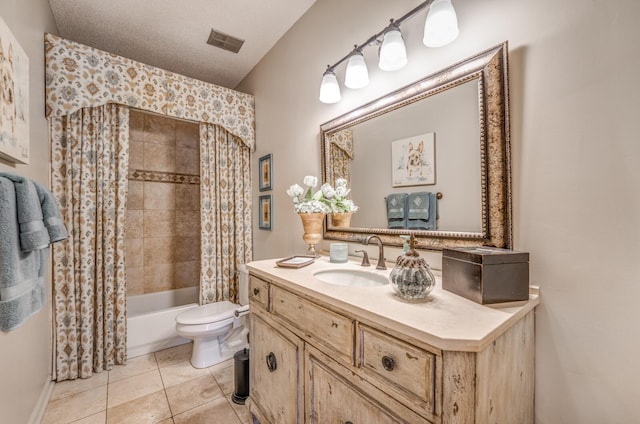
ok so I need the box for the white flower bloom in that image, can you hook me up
[303,175,318,188]
[286,184,304,199]
[335,178,348,188]
[335,186,348,198]
[321,183,336,199]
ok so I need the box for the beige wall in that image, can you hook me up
[0,0,57,422]
[239,0,640,422]
[126,110,200,296]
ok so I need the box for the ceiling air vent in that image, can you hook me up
[207,29,245,54]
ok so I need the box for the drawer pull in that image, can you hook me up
[253,287,260,296]
[381,355,396,371]
[266,352,278,372]
[345,422,354,424]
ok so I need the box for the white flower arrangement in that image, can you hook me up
[287,176,358,214]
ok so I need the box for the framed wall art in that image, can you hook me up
[0,15,29,164]
[259,153,272,191]
[391,132,435,187]
[258,194,272,230]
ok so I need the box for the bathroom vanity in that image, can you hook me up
[246,257,539,424]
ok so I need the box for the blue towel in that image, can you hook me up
[0,177,47,332]
[407,192,429,220]
[386,193,408,229]
[0,173,50,251]
[407,192,438,230]
[32,181,67,243]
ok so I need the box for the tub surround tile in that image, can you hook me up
[125,238,144,268]
[127,181,144,210]
[175,238,199,262]
[175,261,200,288]
[144,181,175,210]
[129,140,144,169]
[144,263,177,293]
[165,374,223,416]
[175,184,200,211]
[172,397,240,424]
[155,344,193,368]
[143,211,176,238]
[125,267,145,296]
[144,114,176,145]
[175,147,200,175]
[108,354,158,383]
[107,369,164,408]
[106,390,171,424]
[159,360,211,388]
[175,210,200,237]
[176,120,199,150]
[125,209,144,238]
[42,385,107,424]
[129,111,145,142]
[144,142,176,173]
[50,371,108,402]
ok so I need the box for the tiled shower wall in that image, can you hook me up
[125,110,201,296]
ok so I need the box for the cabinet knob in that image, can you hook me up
[381,355,396,371]
[253,287,260,296]
[345,422,354,424]
[266,352,278,372]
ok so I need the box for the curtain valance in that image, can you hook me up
[44,34,255,150]
[327,128,354,158]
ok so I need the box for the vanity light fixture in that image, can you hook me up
[319,0,459,103]
[344,47,369,89]
[319,68,342,103]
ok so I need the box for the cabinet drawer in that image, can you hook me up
[307,352,403,424]
[249,275,269,309]
[271,286,354,365]
[358,324,436,414]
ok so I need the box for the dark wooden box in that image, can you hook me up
[442,247,529,304]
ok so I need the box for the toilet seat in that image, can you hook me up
[176,301,237,325]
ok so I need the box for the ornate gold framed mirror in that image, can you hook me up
[321,42,512,250]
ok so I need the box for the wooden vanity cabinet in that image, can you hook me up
[247,270,536,424]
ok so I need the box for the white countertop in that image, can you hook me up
[247,256,539,352]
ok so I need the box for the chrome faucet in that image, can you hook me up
[363,235,386,270]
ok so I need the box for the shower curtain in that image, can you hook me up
[199,124,252,304]
[50,104,129,380]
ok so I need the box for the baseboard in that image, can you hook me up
[28,376,55,424]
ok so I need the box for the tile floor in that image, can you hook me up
[42,343,252,424]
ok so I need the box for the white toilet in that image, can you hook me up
[175,265,250,368]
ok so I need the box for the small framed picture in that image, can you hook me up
[259,154,272,191]
[258,195,272,230]
[391,132,436,187]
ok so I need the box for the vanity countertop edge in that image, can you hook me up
[246,256,539,353]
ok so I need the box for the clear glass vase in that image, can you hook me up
[389,235,435,300]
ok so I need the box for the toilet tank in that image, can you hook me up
[238,264,249,306]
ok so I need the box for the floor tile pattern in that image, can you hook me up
[42,344,251,424]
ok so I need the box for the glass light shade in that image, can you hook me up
[423,0,459,47]
[319,70,341,103]
[344,52,369,89]
[378,28,407,71]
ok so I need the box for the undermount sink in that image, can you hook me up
[313,269,389,287]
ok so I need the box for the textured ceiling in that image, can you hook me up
[48,0,316,89]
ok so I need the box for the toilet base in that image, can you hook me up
[190,326,250,368]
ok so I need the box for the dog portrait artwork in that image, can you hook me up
[0,15,29,164]
[392,132,435,187]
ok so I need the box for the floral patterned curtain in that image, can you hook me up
[199,124,252,303]
[50,104,129,381]
[328,128,354,184]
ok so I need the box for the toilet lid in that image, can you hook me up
[176,301,237,325]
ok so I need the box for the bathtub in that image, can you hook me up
[127,286,199,358]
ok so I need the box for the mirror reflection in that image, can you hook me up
[338,79,482,232]
[321,42,512,249]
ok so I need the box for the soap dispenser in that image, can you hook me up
[389,234,436,300]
